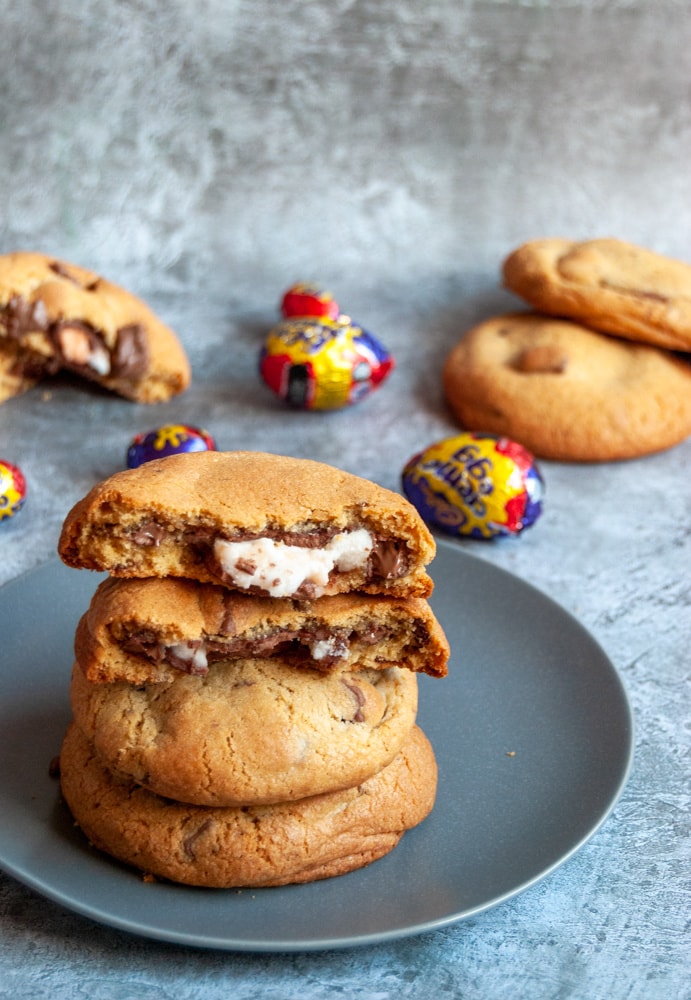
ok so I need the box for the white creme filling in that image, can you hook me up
[88,346,111,375]
[167,630,348,669]
[213,529,374,598]
[167,640,209,672]
[310,637,342,660]
[56,327,111,375]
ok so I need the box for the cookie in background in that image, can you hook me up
[443,312,691,462]
[0,251,190,403]
[502,237,691,353]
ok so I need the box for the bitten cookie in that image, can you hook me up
[502,238,691,352]
[443,312,691,461]
[59,722,437,887]
[70,658,418,806]
[0,251,190,402]
[58,451,436,598]
[74,576,449,685]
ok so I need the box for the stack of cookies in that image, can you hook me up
[56,450,449,888]
[444,238,691,461]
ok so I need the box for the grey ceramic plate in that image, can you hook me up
[0,540,633,952]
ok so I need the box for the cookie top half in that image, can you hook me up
[0,251,190,402]
[443,312,691,461]
[59,451,436,598]
[502,238,691,352]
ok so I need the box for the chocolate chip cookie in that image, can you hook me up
[443,312,691,461]
[70,657,418,806]
[74,576,449,685]
[0,251,190,401]
[58,451,436,598]
[59,722,437,887]
[502,238,691,352]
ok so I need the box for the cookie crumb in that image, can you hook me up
[505,750,516,757]
[48,755,61,778]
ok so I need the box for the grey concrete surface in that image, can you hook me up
[0,2,689,998]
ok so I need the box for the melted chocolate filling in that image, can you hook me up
[125,522,411,590]
[118,621,395,676]
[131,521,168,547]
[3,296,49,339]
[112,324,148,378]
[1,293,149,381]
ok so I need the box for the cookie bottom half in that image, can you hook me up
[69,659,419,807]
[58,722,438,888]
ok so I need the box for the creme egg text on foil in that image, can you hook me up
[402,432,544,540]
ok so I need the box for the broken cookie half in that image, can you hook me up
[58,451,438,599]
[75,575,450,685]
[0,251,190,402]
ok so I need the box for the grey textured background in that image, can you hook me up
[4,0,690,299]
[1,2,690,998]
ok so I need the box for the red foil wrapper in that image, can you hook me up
[280,283,340,320]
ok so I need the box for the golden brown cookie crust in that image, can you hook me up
[443,312,691,461]
[70,658,419,806]
[502,238,691,352]
[59,722,437,887]
[58,451,436,598]
[0,250,190,402]
[75,576,449,684]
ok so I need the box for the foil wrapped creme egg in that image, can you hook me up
[127,424,216,469]
[0,459,27,523]
[260,315,394,410]
[402,432,544,539]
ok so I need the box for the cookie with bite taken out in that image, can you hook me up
[0,251,190,402]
